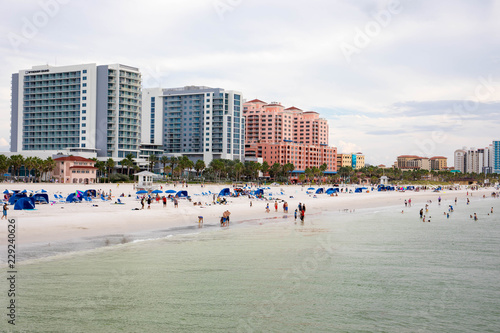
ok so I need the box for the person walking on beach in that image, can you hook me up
[300,209,305,222]
[438,196,441,205]
[147,196,151,209]
[294,209,298,221]
[298,203,302,212]
[491,207,494,214]
[302,204,306,213]
[419,208,423,219]
[467,198,470,205]
[266,203,270,213]
[2,203,8,220]
[275,201,278,212]
[141,197,145,210]
[409,198,412,207]
[474,213,478,221]
[404,200,407,207]
[174,198,178,208]
[162,196,167,208]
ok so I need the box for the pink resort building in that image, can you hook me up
[243,99,337,174]
[53,156,98,184]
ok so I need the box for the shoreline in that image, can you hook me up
[1,183,497,262]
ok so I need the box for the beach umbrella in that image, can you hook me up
[165,189,176,194]
[21,189,33,194]
[36,189,47,193]
[307,187,315,190]
[136,190,148,194]
[151,189,163,194]
[3,190,14,194]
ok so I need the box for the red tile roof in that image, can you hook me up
[246,99,267,104]
[54,156,95,163]
[430,156,447,160]
[285,106,302,111]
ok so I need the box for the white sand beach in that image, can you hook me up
[0,182,495,248]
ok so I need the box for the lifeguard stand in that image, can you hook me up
[134,171,156,190]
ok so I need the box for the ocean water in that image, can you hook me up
[2,197,500,333]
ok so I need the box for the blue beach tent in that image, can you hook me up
[84,189,97,197]
[14,197,35,210]
[175,191,188,198]
[8,193,27,205]
[326,188,339,194]
[33,193,49,204]
[315,188,325,194]
[218,188,231,197]
[66,193,82,203]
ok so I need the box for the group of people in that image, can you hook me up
[220,210,231,226]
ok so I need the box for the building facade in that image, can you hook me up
[142,86,244,164]
[337,153,365,170]
[11,63,142,160]
[243,99,336,172]
[455,143,498,174]
[493,141,500,173]
[396,155,446,171]
[53,156,97,184]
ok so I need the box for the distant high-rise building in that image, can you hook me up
[454,149,467,172]
[493,141,500,173]
[142,86,245,164]
[11,63,142,159]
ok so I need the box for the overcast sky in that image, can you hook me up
[1,0,499,166]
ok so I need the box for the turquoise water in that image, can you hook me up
[2,198,500,332]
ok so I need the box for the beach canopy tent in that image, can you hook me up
[84,189,96,197]
[218,188,231,197]
[326,188,339,194]
[165,190,176,194]
[355,187,368,193]
[14,197,35,210]
[251,189,264,196]
[9,193,27,205]
[36,189,48,193]
[315,188,325,194]
[3,189,14,194]
[176,190,188,198]
[66,193,82,203]
[33,193,49,204]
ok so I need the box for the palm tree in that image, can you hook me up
[148,154,159,173]
[234,162,244,181]
[210,159,225,182]
[261,161,270,177]
[305,168,314,184]
[9,154,24,178]
[0,155,10,178]
[160,156,170,177]
[282,163,295,182]
[269,163,282,181]
[194,159,206,178]
[92,159,106,182]
[178,156,194,180]
[24,156,35,181]
[43,157,56,181]
[169,156,178,180]
[106,158,115,181]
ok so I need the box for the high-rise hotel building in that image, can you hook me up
[142,86,245,164]
[11,63,142,159]
[243,100,337,173]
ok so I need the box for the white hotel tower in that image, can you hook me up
[142,86,245,164]
[11,63,142,159]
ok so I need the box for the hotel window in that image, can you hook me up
[83,77,87,80]
[83,70,87,73]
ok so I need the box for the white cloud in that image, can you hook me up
[0,0,498,164]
